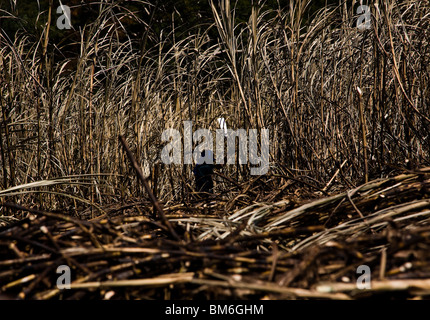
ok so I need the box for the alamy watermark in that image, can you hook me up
[55,3,370,32]
[356,264,371,289]
[357,4,371,30]
[56,3,72,30]
[160,121,270,175]
[56,264,71,289]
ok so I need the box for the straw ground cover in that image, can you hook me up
[0,0,429,299]
[0,169,430,299]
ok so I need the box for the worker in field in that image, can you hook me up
[193,150,214,194]
[193,118,227,194]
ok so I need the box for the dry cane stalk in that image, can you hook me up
[118,135,180,241]
[357,87,368,183]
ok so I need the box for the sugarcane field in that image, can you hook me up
[1,0,430,304]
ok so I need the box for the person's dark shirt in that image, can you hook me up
[193,163,214,193]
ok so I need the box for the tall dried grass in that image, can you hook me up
[0,0,429,209]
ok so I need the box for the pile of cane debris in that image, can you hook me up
[1,167,430,300]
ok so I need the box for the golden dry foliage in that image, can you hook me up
[0,0,429,206]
